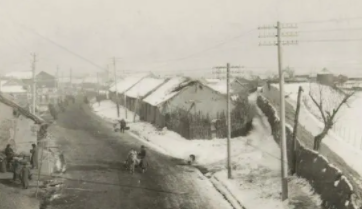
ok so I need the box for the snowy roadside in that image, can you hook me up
[92,100,322,209]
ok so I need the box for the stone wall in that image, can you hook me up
[257,95,357,209]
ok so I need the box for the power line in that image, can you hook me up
[299,27,362,33]
[299,38,362,43]
[298,16,362,25]
[5,16,106,71]
[147,29,257,71]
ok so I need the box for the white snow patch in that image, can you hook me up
[334,180,340,187]
[264,84,362,181]
[125,77,166,98]
[109,74,149,93]
[143,77,187,106]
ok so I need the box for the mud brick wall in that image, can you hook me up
[257,95,357,209]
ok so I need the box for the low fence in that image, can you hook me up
[257,95,357,209]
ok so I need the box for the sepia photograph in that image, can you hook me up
[0,0,361,208]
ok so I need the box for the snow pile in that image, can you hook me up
[125,77,166,98]
[143,77,188,106]
[92,100,322,209]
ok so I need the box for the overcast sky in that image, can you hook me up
[1,0,362,78]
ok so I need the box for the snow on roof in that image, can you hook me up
[125,77,165,98]
[317,68,333,75]
[109,75,147,93]
[0,85,26,93]
[4,71,32,79]
[204,78,221,84]
[143,77,187,106]
[83,76,98,83]
[205,79,236,95]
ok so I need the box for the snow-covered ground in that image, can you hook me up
[282,83,362,150]
[92,100,322,209]
[269,83,362,199]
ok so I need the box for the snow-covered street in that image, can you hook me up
[92,100,322,209]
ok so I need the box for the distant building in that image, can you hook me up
[316,68,334,86]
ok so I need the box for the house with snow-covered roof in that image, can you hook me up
[0,80,28,107]
[123,77,167,115]
[141,77,188,126]
[108,73,153,105]
[142,77,245,131]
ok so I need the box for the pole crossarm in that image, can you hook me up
[213,66,241,69]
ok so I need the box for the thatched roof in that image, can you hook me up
[0,93,44,124]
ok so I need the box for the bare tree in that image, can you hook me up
[308,83,355,150]
[284,66,295,78]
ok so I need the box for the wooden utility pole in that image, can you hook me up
[31,53,37,115]
[56,66,59,103]
[258,21,298,200]
[113,57,120,117]
[96,72,100,95]
[213,63,240,179]
[69,68,73,89]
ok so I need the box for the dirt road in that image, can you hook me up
[46,103,232,209]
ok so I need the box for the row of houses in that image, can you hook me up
[109,73,249,139]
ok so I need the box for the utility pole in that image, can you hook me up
[113,57,120,117]
[69,68,73,90]
[258,21,298,200]
[31,53,37,115]
[96,72,100,95]
[213,63,240,179]
[56,66,59,103]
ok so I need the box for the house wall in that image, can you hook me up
[317,74,334,86]
[0,102,37,155]
[166,83,231,119]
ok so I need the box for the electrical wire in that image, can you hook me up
[299,27,362,33]
[298,16,362,25]
[5,16,106,71]
[299,38,362,43]
[146,29,257,71]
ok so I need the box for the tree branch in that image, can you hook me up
[330,91,355,122]
[309,90,327,124]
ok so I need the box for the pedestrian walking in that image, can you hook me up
[20,162,31,189]
[12,159,21,181]
[4,144,14,170]
[120,119,126,133]
[30,144,38,169]
[59,152,66,173]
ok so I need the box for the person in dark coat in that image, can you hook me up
[12,159,21,181]
[30,144,38,169]
[59,152,66,173]
[120,119,126,133]
[138,145,147,168]
[20,162,31,189]
[5,144,14,170]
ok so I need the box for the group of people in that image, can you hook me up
[3,143,38,189]
[126,145,147,169]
